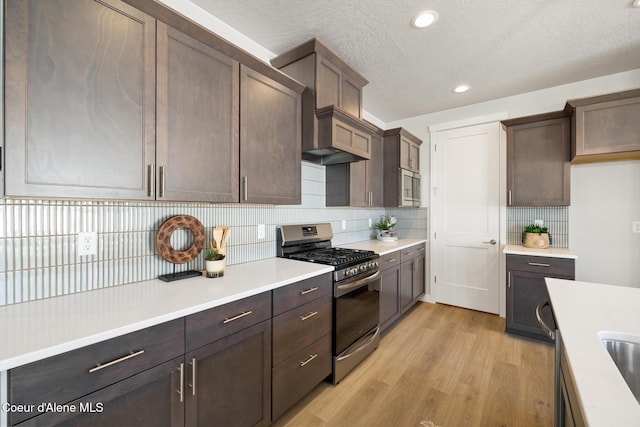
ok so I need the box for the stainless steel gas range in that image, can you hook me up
[277,223,380,384]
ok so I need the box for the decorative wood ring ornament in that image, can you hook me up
[156,215,205,264]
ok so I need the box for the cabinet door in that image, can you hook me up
[349,161,369,207]
[399,136,419,172]
[412,254,426,304]
[240,65,301,204]
[13,358,185,427]
[380,265,401,331]
[368,131,385,207]
[156,22,239,202]
[507,117,570,206]
[399,260,414,313]
[315,55,341,109]
[185,320,271,427]
[5,0,156,199]
[342,75,362,118]
[573,95,640,158]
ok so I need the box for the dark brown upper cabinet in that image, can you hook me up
[156,22,239,203]
[326,124,384,207]
[565,88,640,164]
[503,111,571,206]
[271,38,375,165]
[4,0,157,200]
[4,0,304,204]
[240,66,302,205]
[383,128,423,207]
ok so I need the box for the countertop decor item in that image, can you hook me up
[204,248,225,278]
[156,215,205,281]
[522,224,551,248]
[375,214,398,241]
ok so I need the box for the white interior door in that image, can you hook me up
[433,122,500,314]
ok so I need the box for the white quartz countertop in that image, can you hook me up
[340,238,427,255]
[546,278,640,426]
[0,258,333,371]
[503,244,578,259]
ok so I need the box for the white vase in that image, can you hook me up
[205,256,226,278]
[377,230,398,242]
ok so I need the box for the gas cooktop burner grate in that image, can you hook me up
[288,247,375,267]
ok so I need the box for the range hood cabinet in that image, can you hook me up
[303,102,377,165]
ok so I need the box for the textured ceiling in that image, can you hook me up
[190,0,640,122]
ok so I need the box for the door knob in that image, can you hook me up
[483,239,497,245]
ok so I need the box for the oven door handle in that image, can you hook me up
[335,271,380,296]
[336,325,381,362]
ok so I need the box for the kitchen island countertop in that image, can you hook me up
[0,258,333,371]
[546,278,640,426]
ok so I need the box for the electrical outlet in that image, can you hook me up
[257,224,266,240]
[78,232,97,257]
[633,221,640,233]
[368,218,372,228]
[342,220,347,230]
[534,219,544,227]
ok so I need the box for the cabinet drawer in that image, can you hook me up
[272,333,332,421]
[273,273,332,316]
[9,319,184,425]
[400,243,426,262]
[506,254,575,277]
[273,296,332,365]
[379,252,401,271]
[186,291,271,352]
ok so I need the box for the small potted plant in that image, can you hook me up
[375,214,398,242]
[204,248,226,278]
[522,224,552,249]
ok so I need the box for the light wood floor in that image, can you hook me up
[272,302,554,427]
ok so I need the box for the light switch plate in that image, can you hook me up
[632,221,640,233]
[257,224,266,239]
[342,220,347,230]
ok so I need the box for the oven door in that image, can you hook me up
[334,270,380,355]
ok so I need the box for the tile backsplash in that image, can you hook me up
[506,206,569,247]
[0,162,428,306]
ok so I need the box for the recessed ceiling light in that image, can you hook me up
[411,10,439,29]
[453,84,471,93]
[633,0,640,7]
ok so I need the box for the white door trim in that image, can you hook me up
[427,112,508,317]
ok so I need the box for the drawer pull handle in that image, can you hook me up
[528,262,551,267]
[418,247,425,251]
[300,287,319,295]
[177,362,184,403]
[299,353,318,367]
[404,252,413,256]
[300,311,319,321]
[88,349,145,373]
[387,258,397,263]
[189,358,197,396]
[222,310,253,324]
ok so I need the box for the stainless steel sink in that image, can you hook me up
[599,332,640,404]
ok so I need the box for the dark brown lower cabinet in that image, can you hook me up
[379,244,426,333]
[185,320,271,427]
[14,358,185,426]
[506,254,575,342]
[400,244,426,314]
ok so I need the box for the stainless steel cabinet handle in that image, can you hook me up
[528,262,551,267]
[483,239,497,245]
[147,164,155,197]
[189,357,196,396]
[299,353,318,367]
[88,349,145,373]
[508,190,512,206]
[300,287,318,295]
[508,271,511,288]
[300,311,319,321]
[222,310,253,324]
[404,252,413,257]
[387,258,397,263]
[536,299,556,341]
[243,176,248,201]
[159,166,166,198]
[177,362,184,403]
